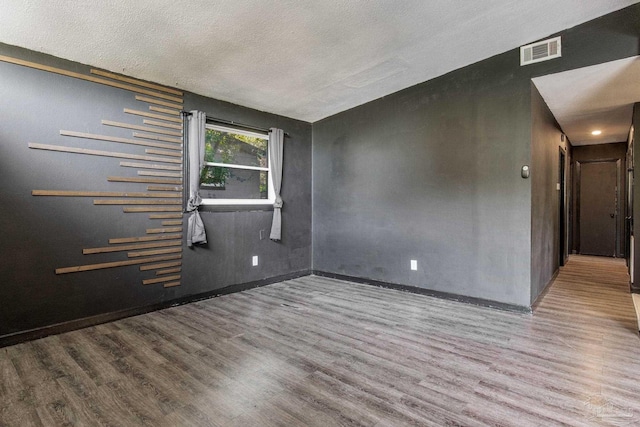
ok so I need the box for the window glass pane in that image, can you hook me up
[205,128,267,168]
[200,166,268,200]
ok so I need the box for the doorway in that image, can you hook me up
[576,159,619,257]
[559,148,566,266]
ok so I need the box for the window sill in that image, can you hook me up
[198,203,274,213]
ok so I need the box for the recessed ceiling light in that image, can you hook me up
[591,130,602,135]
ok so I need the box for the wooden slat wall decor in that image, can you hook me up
[120,161,182,171]
[102,120,182,137]
[110,234,182,244]
[6,53,186,287]
[32,190,181,198]
[138,171,183,178]
[89,69,183,96]
[29,143,182,164]
[140,260,182,271]
[149,214,183,219]
[123,207,183,213]
[60,130,180,150]
[149,106,181,116]
[135,95,183,110]
[147,185,183,191]
[83,240,182,255]
[124,109,182,123]
[0,55,182,103]
[108,176,182,185]
[133,132,182,144]
[143,119,183,130]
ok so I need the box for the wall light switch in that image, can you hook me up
[410,260,418,271]
[252,256,259,266]
[556,183,561,191]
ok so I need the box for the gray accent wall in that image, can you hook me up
[0,43,311,338]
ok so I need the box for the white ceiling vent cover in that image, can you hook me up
[520,36,561,66]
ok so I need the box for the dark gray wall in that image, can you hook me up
[570,142,627,257]
[312,4,640,308]
[182,92,312,293]
[530,85,567,304]
[313,53,533,307]
[0,43,311,338]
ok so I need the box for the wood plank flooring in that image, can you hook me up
[1,255,639,426]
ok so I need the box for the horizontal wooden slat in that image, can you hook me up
[91,69,183,96]
[134,132,183,144]
[110,234,182,244]
[83,240,182,255]
[128,247,182,258]
[102,120,182,137]
[150,106,181,116]
[56,254,182,274]
[147,185,183,192]
[108,176,182,185]
[161,220,183,226]
[32,190,181,198]
[145,149,182,158]
[29,143,182,164]
[124,108,183,123]
[94,199,182,205]
[156,267,182,275]
[149,213,183,219]
[143,275,181,285]
[124,207,183,213]
[138,170,182,178]
[147,227,183,234]
[140,260,182,271]
[60,130,180,151]
[163,281,181,288]
[135,95,183,109]
[0,54,183,103]
[120,161,182,171]
[143,119,183,130]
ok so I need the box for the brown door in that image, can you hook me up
[579,160,618,256]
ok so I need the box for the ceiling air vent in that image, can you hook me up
[520,36,561,66]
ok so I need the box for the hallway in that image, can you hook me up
[1,256,639,426]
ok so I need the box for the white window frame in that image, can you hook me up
[201,124,275,206]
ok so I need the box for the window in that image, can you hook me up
[200,124,274,205]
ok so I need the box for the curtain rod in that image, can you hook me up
[181,111,289,136]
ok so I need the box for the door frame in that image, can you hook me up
[559,148,567,266]
[575,158,621,257]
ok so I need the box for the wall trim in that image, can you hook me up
[313,270,532,313]
[0,269,310,348]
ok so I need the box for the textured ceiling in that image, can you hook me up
[0,0,637,122]
[533,56,640,146]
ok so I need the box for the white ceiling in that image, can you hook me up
[0,0,637,123]
[533,56,640,146]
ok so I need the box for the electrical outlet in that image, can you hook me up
[252,255,259,266]
[410,260,418,271]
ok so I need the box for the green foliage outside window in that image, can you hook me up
[200,128,269,194]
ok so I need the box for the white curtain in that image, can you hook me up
[186,110,207,247]
[269,128,284,241]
